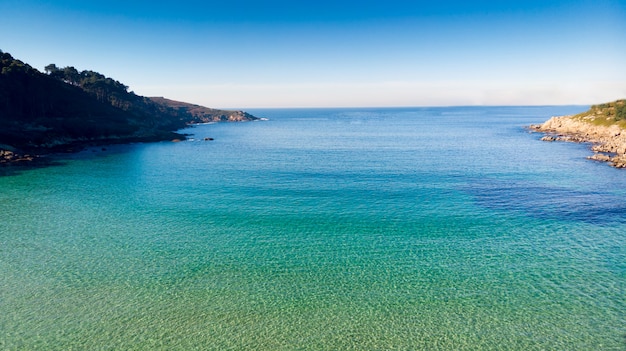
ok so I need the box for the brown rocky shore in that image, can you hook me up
[0,149,36,164]
[530,115,626,168]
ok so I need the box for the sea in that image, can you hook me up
[1,106,625,350]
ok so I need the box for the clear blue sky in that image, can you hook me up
[1,0,625,108]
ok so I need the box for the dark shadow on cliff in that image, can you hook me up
[0,50,257,169]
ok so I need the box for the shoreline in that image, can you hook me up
[0,131,186,167]
[0,118,260,168]
[530,116,626,168]
[0,149,38,164]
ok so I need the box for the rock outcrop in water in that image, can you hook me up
[530,100,626,168]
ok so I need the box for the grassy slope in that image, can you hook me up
[572,99,626,128]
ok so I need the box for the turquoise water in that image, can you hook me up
[1,106,625,350]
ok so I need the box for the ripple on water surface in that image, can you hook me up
[0,107,625,350]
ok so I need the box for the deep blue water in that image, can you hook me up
[1,106,625,350]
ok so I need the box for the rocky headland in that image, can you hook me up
[149,97,256,123]
[530,100,626,168]
[0,50,258,166]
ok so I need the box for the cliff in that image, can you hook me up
[149,97,257,123]
[530,100,626,168]
[0,50,257,164]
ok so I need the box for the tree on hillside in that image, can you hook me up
[44,63,58,75]
[62,66,80,85]
[44,64,132,106]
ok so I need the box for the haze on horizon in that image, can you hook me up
[1,0,625,109]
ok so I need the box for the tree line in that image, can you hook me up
[1,50,185,149]
[1,49,254,152]
[44,64,133,109]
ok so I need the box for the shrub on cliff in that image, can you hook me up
[589,100,626,122]
[615,102,626,121]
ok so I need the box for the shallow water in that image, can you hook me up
[1,106,625,350]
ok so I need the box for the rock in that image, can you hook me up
[588,153,612,162]
[203,137,214,141]
[531,115,626,168]
[610,155,626,168]
[0,149,39,164]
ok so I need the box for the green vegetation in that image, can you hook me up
[0,49,255,154]
[572,99,626,128]
[595,100,626,121]
[44,64,132,108]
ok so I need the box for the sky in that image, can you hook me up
[1,0,625,108]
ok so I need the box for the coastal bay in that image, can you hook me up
[2,0,624,347]
[1,106,624,350]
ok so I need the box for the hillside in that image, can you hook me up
[0,50,256,163]
[530,99,626,168]
[571,100,626,127]
[149,97,257,123]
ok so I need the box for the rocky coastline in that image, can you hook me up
[0,127,219,167]
[530,115,626,168]
[0,132,175,167]
[1,50,259,169]
[0,149,36,164]
[0,119,253,168]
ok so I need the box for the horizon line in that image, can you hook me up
[225,103,594,110]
